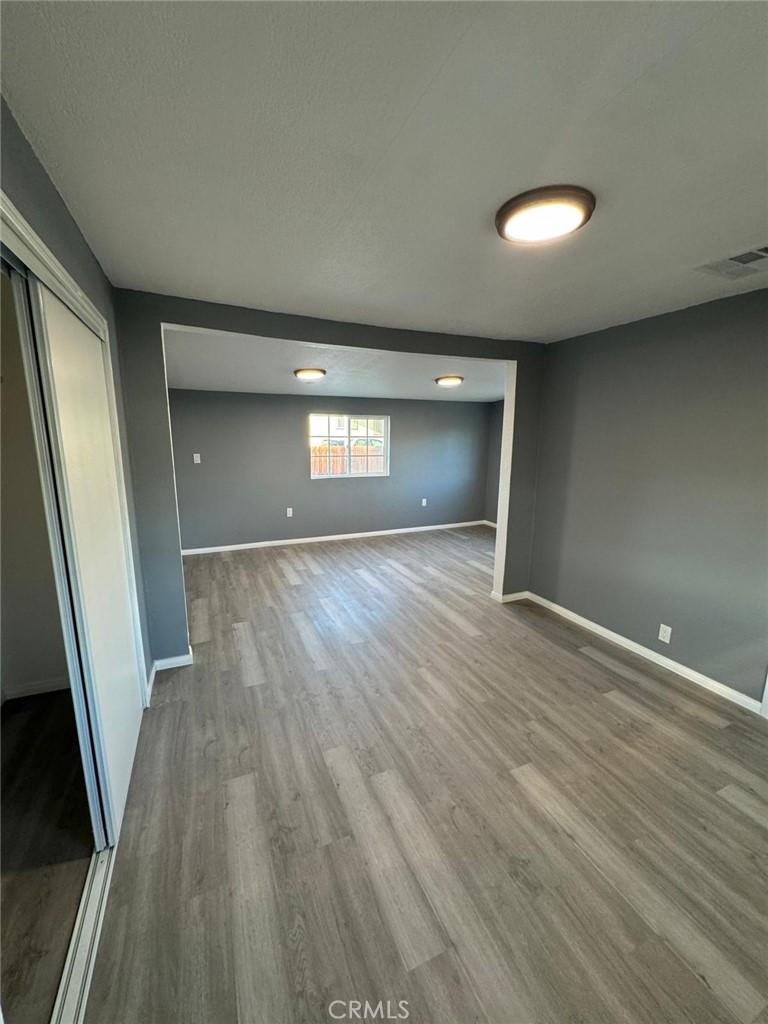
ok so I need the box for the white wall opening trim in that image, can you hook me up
[492,362,517,598]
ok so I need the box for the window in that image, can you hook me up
[309,414,389,479]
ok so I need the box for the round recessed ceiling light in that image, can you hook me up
[495,185,595,243]
[435,375,464,388]
[294,368,327,382]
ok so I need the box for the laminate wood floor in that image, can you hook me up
[85,526,768,1024]
[2,691,93,1024]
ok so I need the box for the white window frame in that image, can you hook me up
[309,414,390,480]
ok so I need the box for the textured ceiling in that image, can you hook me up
[2,2,767,342]
[164,328,507,402]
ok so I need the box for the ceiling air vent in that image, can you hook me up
[696,246,768,279]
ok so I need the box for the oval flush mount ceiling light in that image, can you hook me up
[435,375,464,388]
[294,368,327,382]
[495,185,596,243]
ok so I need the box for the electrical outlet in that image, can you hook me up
[193,453,201,464]
[421,498,427,506]
[658,623,672,644]
[286,507,293,518]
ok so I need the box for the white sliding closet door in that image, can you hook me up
[31,282,144,841]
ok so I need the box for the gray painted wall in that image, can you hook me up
[3,93,542,665]
[169,391,493,549]
[530,290,768,700]
[1,272,68,700]
[115,288,544,660]
[6,96,763,703]
[484,400,503,523]
[1,98,152,676]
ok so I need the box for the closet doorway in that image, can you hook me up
[1,269,93,1023]
[1,195,147,1022]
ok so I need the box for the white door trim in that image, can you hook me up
[1,192,107,340]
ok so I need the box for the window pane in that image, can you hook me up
[329,416,348,438]
[310,438,331,477]
[350,418,367,436]
[329,439,349,475]
[367,418,385,437]
[350,456,368,475]
[309,414,329,436]
[368,443,385,473]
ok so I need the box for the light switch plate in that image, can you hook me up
[193,453,201,464]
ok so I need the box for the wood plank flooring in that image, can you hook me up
[85,526,768,1024]
[2,691,93,1024]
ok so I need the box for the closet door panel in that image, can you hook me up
[32,282,143,840]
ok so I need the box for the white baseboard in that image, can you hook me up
[497,591,763,716]
[482,520,497,528]
[491,590,531,603]
[1,674,70,703]
[182,520,491,556]
[145,650,192,703]
[154,646,194,672]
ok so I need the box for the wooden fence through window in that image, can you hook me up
[311,444,385,476]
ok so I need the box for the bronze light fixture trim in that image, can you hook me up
[495,185,596,243]
[435,375,464,388]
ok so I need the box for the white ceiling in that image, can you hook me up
[163,327,507,402]
[2,3,767,343]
